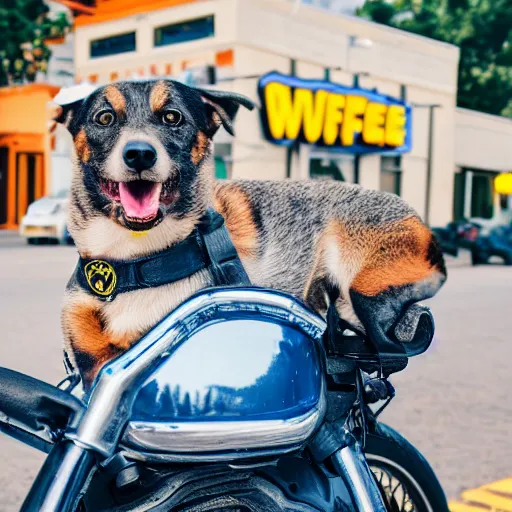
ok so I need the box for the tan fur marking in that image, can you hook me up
[150,80,169,112]
[63,303,139,386]
[332,217,437,296]
[201,96,224,131]
[191,131,208,165]
[105,85,126,116]
[74,129,91,163]
[214,183,258,258]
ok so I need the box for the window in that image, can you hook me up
[310,153,355,182]
[471,172,495,219]
[214,157,228,179]
[90,32,136,59]
[310,159,343,181]
[154,16,214,48]
[214,144,232,180]
[380,155,401,196]
[499,194,509,211]
[453,170,465,221]
[455,169,497,220]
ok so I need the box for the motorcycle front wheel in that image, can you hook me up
[365,423,449,512]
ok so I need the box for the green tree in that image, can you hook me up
[159,384,177,417]
[357,0,512,118]
[0,0,69,86]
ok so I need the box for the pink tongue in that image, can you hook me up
[119,181,162,220]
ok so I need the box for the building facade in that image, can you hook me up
[454,108,512,224]
[53,0,511,227]
[0,84,59,229]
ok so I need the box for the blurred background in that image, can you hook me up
[0,0,511,511]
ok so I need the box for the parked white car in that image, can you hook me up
[19,190,71,244]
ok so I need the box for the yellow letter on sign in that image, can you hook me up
[341,95,368,146]
[303,89,328,144]
[264,82,293,140]
[323,93,345,145]
[363,102,387,146]
[385,105,406,147]
[285,88,312,140]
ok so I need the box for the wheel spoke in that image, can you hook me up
[370,465,417,512]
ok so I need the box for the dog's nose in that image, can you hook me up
[123,141,157,171]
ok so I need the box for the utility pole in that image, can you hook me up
[412,103,441,225]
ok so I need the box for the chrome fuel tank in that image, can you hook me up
[121,289,327,461]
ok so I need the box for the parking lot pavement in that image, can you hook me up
[0,232,510,510]
[0,234,77,512]
[0,230,24,248]
[383,262,512,500]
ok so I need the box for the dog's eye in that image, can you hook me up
[162,109,182,126]
[94,110,115,127]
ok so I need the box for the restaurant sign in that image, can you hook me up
[258,72,412,154]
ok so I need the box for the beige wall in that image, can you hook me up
[236,0,459,94]
[405,85,457,226]
[231,45,290,180]
[455,108,512,172]
[75,0,238,81]
[359,155,380,191]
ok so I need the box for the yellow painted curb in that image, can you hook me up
[449,503,489,512]
[450,476,512,512]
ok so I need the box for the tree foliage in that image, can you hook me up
[357,0,512,118]
[0,0,69,86]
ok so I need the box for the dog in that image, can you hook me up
[52,79,447,390]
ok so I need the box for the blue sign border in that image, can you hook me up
[257,71,412,154]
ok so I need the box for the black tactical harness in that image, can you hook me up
[73,209,251,301]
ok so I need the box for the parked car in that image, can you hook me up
[433,219,512,265]
[471,224,512,265]
[19,190,72,245]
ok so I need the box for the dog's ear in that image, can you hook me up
[198,89,255,136]
[49,99,84,132]
[49,83,97,132]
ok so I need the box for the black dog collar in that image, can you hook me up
[73,209,250,301]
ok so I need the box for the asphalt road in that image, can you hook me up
[0,231,511,510]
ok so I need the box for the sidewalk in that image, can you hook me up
[0,230,24,249]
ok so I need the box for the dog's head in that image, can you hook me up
[53,80,254,232]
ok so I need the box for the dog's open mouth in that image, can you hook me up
[100,178,176,223]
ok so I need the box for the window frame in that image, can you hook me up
[380,154,402,196]
[90,31,137,59]
[153,15,215,48]
[308,151,356,183]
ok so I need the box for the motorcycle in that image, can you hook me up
[0,287,448,511]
